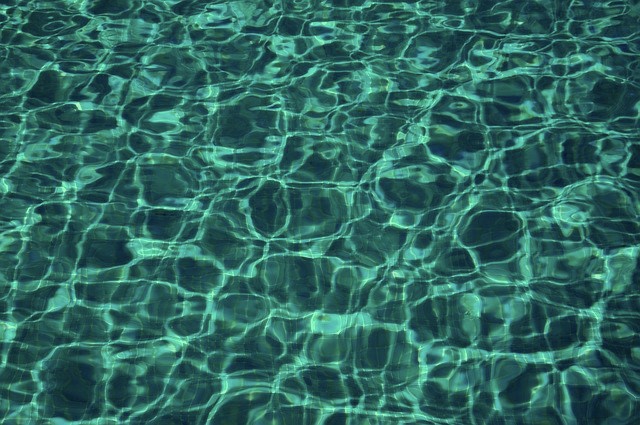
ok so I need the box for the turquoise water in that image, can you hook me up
[1,0,640,424]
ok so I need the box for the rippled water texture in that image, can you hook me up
[1,0,640,424]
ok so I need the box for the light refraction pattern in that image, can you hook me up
[1,0,640,424]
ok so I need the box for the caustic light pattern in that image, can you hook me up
[1,0,640,424]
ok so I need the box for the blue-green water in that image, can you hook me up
[1,0,640,424]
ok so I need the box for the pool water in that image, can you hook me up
[1,0,639,424]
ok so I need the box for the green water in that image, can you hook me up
[1,0,640,424]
